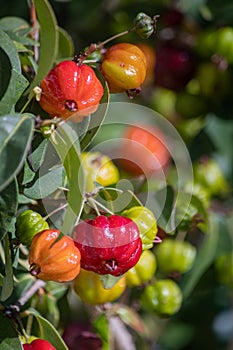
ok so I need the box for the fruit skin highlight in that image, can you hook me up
[73,215,142,277]
[101,43,147,93]
[29,229,81,282]
[39,60,104,122]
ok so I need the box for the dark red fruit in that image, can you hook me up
[62,322,102,350]
[161,8,184,27]
[154,44,196,90]
[73,215,142,276]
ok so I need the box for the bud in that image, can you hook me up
[134,12,159,39]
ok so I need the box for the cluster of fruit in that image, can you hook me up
[16,141,201,350]
[9,7,232,349]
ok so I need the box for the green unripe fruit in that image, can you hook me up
[155,238,196,274]
[141,279,183,315]
[122,206,158,250]
[175,92,208,119]
[193,158,229,196]
[196,62,230,97]
[215,27,233,63]
[197,27,233,63]
[215,251,233,288]
[184,181,211,209]
[16,210,49,246]
[125,250,157,287]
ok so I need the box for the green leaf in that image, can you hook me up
[27,308,69,350]
[80,69,109,150]
[51,123,85,235]
[22,161,36,186]
[0,272,33,306]
[180,214,219,299]
[0,69,29,115]
[0,31,28,114]
[100,274,123,289]
[0,17,30,34]
[0,179,18,241]
[113,304,147,335]
[0,114,34,192]
[0,312,23,349]
[57,27,74,60]
[0,235,14,301]
[24,165,63,199]
[35,293,60,327]
[26,0,59,93]
[27,138,48,172]
[93,314,109,350]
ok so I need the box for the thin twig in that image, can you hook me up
[29,0,39,63]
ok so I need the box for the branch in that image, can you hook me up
[109,316,136,350]
[3,279,45,318]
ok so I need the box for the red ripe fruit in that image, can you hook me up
[39,61,104,122]
[73,215,142,276]
[23,339,56,350]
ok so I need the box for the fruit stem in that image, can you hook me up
[43,203,68,221]
[87,197,114,216]
[3,279,45,318]
[98,29,132,48]
[29,263,41,277]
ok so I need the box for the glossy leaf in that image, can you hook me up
[0,312,23,349]
[24,165,63,199]
[0,179,18,241]
[180,214,219,298]
[51,123,85,235]
[27,138,48,172]
[27,308,69,350]
[0,31,28,115]
[26,0,58,93]
[0,114,34,192]
[80,69,109,150]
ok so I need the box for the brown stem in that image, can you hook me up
[29,0,39,63]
